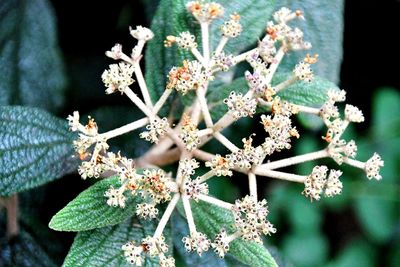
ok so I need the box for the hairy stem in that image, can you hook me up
[248,172,258,200]
[255,169,307,183]
[256,149,329,170]
[100,118,149,140]
[153,194,180,238]
[182,196,197,234]
[5,195,19,238]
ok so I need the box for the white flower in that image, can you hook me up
[142,169,172,203]
[226,136,262,170]
[73,134,95,155]
[224,91,257,120]
[176,31,197,49]
[105,43,123,60]
[220,18,242,38]
[122,241,144,266]
[205,154,233,177]
[286,28,311,51]
[327,89,346,102]
[159,255,175,267]
[180,114,200,151]
[211,229,230,258]
[260,114,297,151]
[186,1,224,23]
[273,7,292,23]
[179,158,200,178]
[365,153,384,180]
[136,203,159,219]
[343,140,357,158]
[102,62,135,94]
[183,178,209,201]
[211,52,234,71]
[232,196,275,244]
[78,160,105,179]
[105,186,126,208]
[303,165,328,201]
[345,104,365,123]
[182,232,211,256]
[67,111,81,131]
[167,60,209,95]
[293,61,314,82]
[245,70,264,95]
[130,26,154,41]
[258,35,276,63]
[142,235,169,256]
[140,117,169,143]
[320,101,340,120]
[324,170,343,197]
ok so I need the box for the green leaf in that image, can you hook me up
[0,106,77,196]
[0,0,67,111]
[277,0,344,84]
[146,0,276,109]
[184,200,278,267]
[272,72,337,106]
[62,217,159,267]
[49,176,138,232]
[0,230,57,267]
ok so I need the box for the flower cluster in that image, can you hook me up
[224,91,257,119]
[166,60,210,95]
[226,136,263,170]
[232,196,276,244]
[180,114,200,151]
[182,232,211,256]
[205,154,233,177]
[211,229,230,258]
[220,13,242,38]
[365,153,384,180]
[303,166,343,201]
[66,3,384,266]
[140,118,169,144]
[102,62,135,94]
[186,1,224,23]
[122,235,173,266]
[183,177,209,201]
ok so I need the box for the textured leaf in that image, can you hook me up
[49,176,138,232]
[145,0,276,108]
[62,217,159,267]
[277,0,344,83]
[181,200,278,267]
[0,230,57,267]
[0,106,77,196]
[0,0,66,111]
[272,72,337,107]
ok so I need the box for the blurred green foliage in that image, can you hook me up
[265,88,400,267]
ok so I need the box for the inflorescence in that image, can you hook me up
[67,2,384,266]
